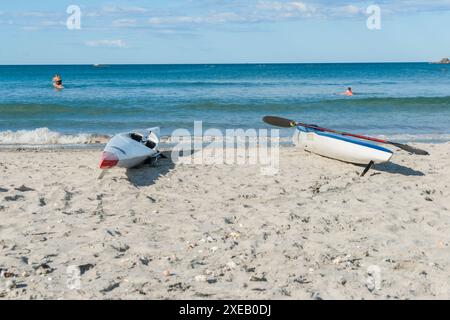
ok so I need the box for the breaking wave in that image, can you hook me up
[0,128,110,145]
[1,128,449,148]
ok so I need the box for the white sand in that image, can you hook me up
[0,143,449,299]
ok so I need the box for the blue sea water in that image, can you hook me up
[0,63,449,144]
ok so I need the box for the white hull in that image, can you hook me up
[294,130,393,165]
[100,127,160,169]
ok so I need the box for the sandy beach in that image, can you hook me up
[1,143,449,300]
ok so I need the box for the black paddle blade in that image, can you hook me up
[263,116,297,128]
[389,142,429,155]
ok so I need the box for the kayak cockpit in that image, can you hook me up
[129,131,158,150]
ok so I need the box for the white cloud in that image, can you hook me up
[20,20,65,31]
[146,1,450,29]
[257,1,314,13]
[4,1,450,33]
[85,40,127,48]
[328,4,364,17]
[22,26,40,31]
[102,6,148,14]
[113,18,137,27]
[148,1,318,27]
[19,11,61,18]
[84,11,101,18]
[41,20,65,27]
[149,12,245,25]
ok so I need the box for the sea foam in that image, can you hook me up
[0,128,109,145]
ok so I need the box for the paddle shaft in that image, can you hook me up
[296,122,392,145]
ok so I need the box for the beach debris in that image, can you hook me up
[193,272,217,284]
[163,254,179,263]
[244,265,256,273]
[38,197,46,207]
[139,256,151,266]
[19,256,29,264]
[366,266,382,292]
[106,229,122,237]
[310,181,323,194]
[100,282,120,293]
[4,195,24,201]
[5,279,17,291]
[280,288,291,296]
[78,264,95,275]
[366,280,377,292]
[189,259,206,269]
[33,263,54,275]
[224,216,236,224]
[311,292,322,300]
[110,242,129,253]
[422,188,435,201]
[249,274,267,282]
[301,216,310,223]
[288,212,301,221]
[63,190,77,209]
[194,292,213,298]
[0,187,8,192]
[64,190,74,201]
[168,282,190,292]
[163,270,173,277]
[15,185,35,192]
[204,269,224,278]
[293,276,311,284]
[1,269,17,278]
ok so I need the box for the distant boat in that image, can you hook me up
[93,64,109,68]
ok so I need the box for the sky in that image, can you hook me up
[1,0,450,64]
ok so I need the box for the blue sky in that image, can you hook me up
[1,0,450,64]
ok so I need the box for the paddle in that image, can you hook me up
[263,116,429,155]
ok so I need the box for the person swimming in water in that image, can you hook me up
[52,74,64,90]
[344,87,353,96]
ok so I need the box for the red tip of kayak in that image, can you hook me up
[99,152,119,169]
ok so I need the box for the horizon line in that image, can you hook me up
[0,61,436,66]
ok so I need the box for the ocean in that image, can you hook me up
[0,63,449,145]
